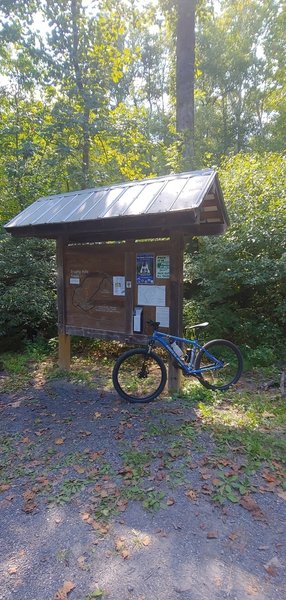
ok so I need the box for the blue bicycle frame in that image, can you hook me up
[149,330,225,376]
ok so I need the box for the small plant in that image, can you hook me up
[85,589,105,599]
[181,382,216,404]
[122,484,145,502]
[143,489,165,511]
[48,478,86,506]
[120,449,151,479]
[56,548,70,564]
[212,474,252,504]
[92,494,119,521]
[245,345,277,368]
[167,465,186,488]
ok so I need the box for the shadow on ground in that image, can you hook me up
[0,376,285,600]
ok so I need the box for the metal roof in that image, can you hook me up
[5,169,229,241]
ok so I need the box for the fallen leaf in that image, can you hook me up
[240,495,265,521]
[121,549,130,559]
[94,412,102,419]
[212,478,222,486]
[116,498,128,512]
[153,471,166,482]
[90,450,105,460]
[264,556,281,576]
[201,484,212,495]
[213,575,222,587]
[0,484,11,493]
[229,531,239,541]
[166,497,175,506]
[8,566,17,574]
[264,564,277,576]
[142,535,151,546]
[4,494,14,502]
[245,583,259,595]
[100,489,109,498]
[35,428,49,437]
[54,581,76,600]
[207,531,219,539]
[185,489,197,501]
[36,476,50,485]
[22,489,37,513]
[81,512,90,521]
[77,555,88,570]
[99,524,110,535]
[55,438,65,445]
[118,466,134,477]
[74,465,85,474]
[262,470,278,483]
[115,538,125,552]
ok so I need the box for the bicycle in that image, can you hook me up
[112,320,243,403]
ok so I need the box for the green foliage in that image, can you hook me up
[192,0,286,163]
[184,153,286,356]
[0,234,57,346]
[0,0,285,353]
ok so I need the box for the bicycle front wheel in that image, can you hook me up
[112,348,167,403]
[195,339,243,391]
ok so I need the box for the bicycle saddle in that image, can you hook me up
[187,322,209,329]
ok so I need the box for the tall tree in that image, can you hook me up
[176,0,197,163]
[43,0,135,188]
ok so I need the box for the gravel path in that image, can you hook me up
[0,378,285,600]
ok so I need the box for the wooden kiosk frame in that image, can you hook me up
[5,169,229,393]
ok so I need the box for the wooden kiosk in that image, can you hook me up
[5,169,229,392]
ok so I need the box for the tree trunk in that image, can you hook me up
[176,0,197,163]
[71,0,90,189]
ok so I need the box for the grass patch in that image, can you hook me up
[1,339,285,517]
[197,390,286,464]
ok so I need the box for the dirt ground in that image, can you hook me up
[0,374,285,600]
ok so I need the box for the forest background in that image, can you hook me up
[0,0,285,367]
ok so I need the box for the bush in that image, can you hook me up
[184,152,286,359]
[0,233,57,349]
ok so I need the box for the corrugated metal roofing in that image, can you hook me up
[5,169,218,230]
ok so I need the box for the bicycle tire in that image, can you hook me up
[112,348,167,403]
[195,339,243,391]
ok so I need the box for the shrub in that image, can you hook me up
[184,152,286,360]
[0,233,57,349]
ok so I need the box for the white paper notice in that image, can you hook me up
[138,285,166,306]
[156,306,170,328]
[113,276,125,296]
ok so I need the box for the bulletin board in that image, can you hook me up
[61,238,182,342]
[65,244,126,334]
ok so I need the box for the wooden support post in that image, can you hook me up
[56,235,71,369]
[125,242,135,335]
[58,333,71,369]
[168,232,184,394]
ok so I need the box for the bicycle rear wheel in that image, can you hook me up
[112,348,167,403]
[195,339,243,391]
